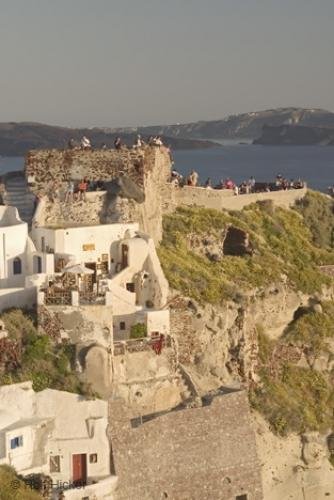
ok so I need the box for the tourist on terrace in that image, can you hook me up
[65,180,74,202]
[68,138,76,149]
[81,136,92,150]
[275,174,283,188]
[152,136,163,148]
[248,176,256,192]
[114,137,122,150]
[187,170,199,187]
[224,178,235,189]
[233,184,239,196]
[78,178,88,201]
[205,177,212,189]
[134,134,143,148]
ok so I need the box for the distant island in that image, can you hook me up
[254,124,334,145]
[0,122,218,157]
[2,107,334,155]
[112,107,334,143]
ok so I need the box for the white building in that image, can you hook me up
[0,382,116,499]
[0,206,35,288]
[0,206,39,311]
[32,221,170,342]
[1,204,170,346]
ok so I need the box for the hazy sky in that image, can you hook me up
[1,0,333,127]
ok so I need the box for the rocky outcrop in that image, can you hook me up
[253,413,334,500]
[29,147,172,243]
[223,226,253,256]
[169,281,326,392]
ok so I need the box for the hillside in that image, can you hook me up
[0,122,218,156]
[254,124,334,145]
[159,191,334,498]
[112,107,334,141]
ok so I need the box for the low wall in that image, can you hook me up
[0,287,36,312]
[40,304,113,346]
[171,186,307,212]
[62,476,117,500]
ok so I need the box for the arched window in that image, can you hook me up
[13,257,22,275]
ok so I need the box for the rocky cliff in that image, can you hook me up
[254,124,334,145]
[159,192,334,499]
[113,107,334,140]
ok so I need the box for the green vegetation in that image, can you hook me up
[159,203,334,304]
[284,302,334,358]
[0,309,93,396]
[251,308,334,436]
[0,466,42,500]
[295,190,334,248]
[130,323,147,339]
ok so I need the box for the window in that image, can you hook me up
[10,436,23,449]
[34,256,42,274]
[50,455,61,473]
[13,258,22,275]
[89,453,98,463]
[82,243,95,251]
[126,283,135,293]
[236,495,248,500]
[120,322,126,331]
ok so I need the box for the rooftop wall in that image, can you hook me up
[109,390,263,500]
[25,147,156,193]
[170,185,307,212]
[26,147,172,243]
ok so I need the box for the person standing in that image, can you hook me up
[114,137,122,150]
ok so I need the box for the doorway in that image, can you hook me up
[34,256,42,274]
[84,262,97,291]
[121,244,129,269]
[72,453,87,486]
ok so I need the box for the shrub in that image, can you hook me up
[130,323,147,339]
[251,315,334,436]
[0,310,94,397]
[295,190,334,248]
[251,364,334,435]
[0,465,42,499]
[159,204,334,304]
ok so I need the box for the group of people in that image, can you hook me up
[68,134,164,152]
[170,170,305,195]
[64,178,105,203]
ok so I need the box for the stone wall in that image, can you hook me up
[27,146,171,243]
[109,390,263,500]
[25,148,153,190]
[169,185,307,212]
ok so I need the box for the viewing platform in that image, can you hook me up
[170,184,307,212]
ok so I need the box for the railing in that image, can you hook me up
[44,289,71,305]
[79,291,105,305]
[113,335,171,356]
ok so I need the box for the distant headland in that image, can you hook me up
[2,107,334,156]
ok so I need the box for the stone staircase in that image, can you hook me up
[3,172,35,224]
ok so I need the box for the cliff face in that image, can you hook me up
[254,124,334,145]
[114,107,334,140]
[159,194,334,499]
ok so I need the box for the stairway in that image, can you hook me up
[3,172,36,224]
